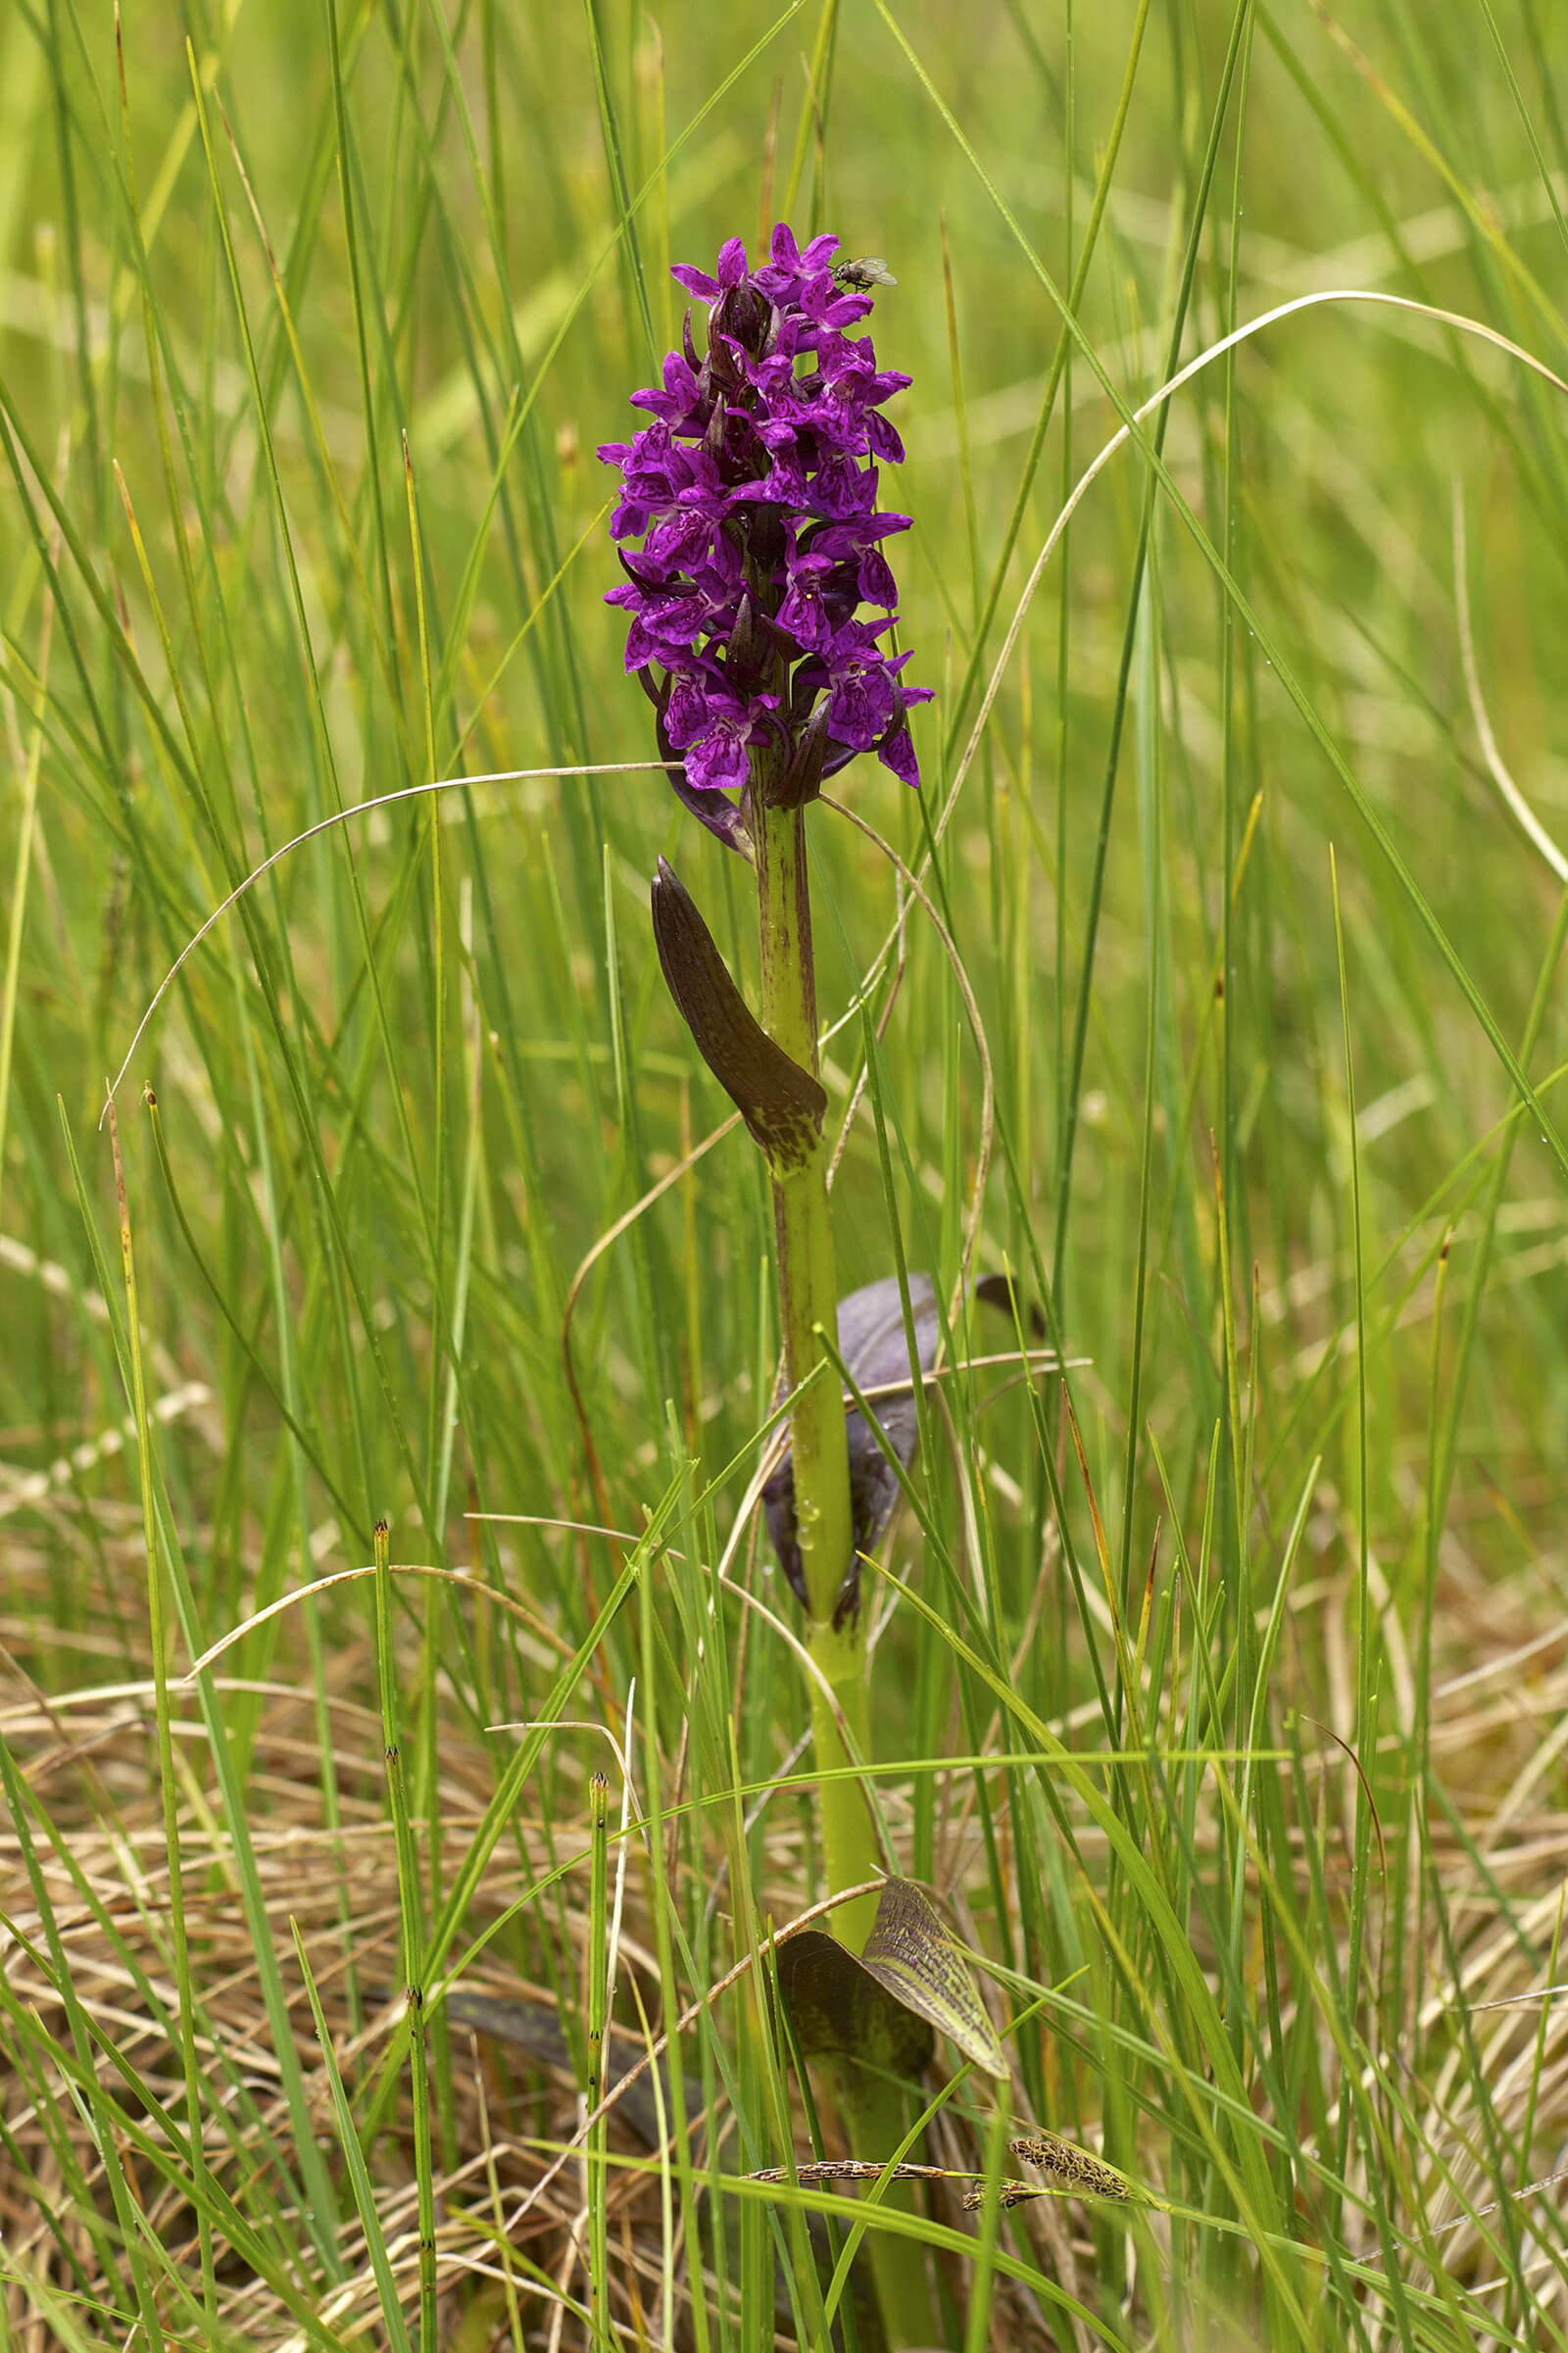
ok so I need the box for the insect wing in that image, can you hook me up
[833,255,898,290]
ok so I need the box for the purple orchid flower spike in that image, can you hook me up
[597,224,930,841]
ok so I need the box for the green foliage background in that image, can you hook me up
[3,0,1568,2344]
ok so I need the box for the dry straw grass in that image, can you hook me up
[8,1490,1568,2345]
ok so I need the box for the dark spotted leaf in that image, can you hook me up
[764,1273,940,1622]
[775,1927,935,2084]
[858,1879,1007,2080]
[972,1270,1046,1339]
[775,1879,1007,2087]
[651,857,825,1170]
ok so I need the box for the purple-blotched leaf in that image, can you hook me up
[858,1879,1007,2079]
[775,1926,934,2083]
[763,1273,1039,1624]
[775,1877,1007,2085]
[763,1273,940,1624]
[651,858,826,1171]
[972,1270,1046,1339]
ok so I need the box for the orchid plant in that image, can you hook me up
[598,218,931,1937]
[598,224,958,2342]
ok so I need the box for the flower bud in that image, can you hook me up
[764,698,831,811]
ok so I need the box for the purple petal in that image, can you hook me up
[776,581,832,654]
[645,513,715,569]
[868,411,906,464]
[670,263,719,300]
[858,548,898,607]
[826,671,895,749]
[664,672,712,748]
[623,613,662,670]
[877,721,921,787]
[687,726,752,795]
[611,496,651,539]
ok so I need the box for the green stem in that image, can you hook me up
[754,794,936,2350]
[754,796,874,1939]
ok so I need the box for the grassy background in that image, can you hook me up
[3,0,1568,2344]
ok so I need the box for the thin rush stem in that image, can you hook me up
[586,1770,611,2345]
[372,1519,437,2353]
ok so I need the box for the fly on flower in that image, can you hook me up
[596,223,930,850]
[832,256,897,291]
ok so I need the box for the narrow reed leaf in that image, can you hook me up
[106,1094,214,2315]
[292,1925,413,2353]
[586,1767,612,2348]
[372,1517,436,2353]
